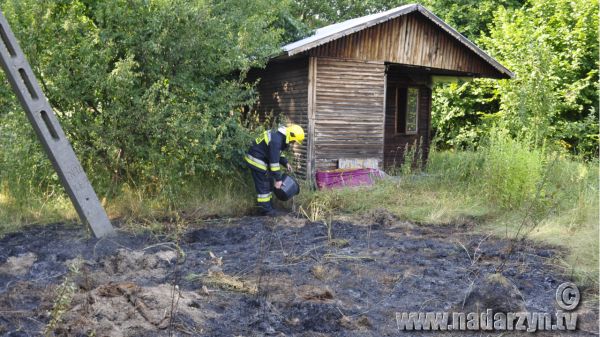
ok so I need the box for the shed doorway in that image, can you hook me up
[383,66,432,168]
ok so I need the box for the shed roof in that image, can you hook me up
[282,4,513,78]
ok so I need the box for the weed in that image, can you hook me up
[44,258,83,336]
[298,191,337,242]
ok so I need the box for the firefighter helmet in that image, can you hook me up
[286,124,305,145]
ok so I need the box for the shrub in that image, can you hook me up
[477,128,544,209]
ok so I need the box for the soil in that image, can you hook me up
[0,211,597,336]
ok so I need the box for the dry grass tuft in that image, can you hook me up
[328,238,349,248]
[310,264,326,280]
[201,271,257,294]
[297,285,335,301]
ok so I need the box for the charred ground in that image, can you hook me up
[0,211,597,336]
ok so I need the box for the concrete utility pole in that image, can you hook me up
[0,11,115,238]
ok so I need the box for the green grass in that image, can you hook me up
[0,173,257,235]
[0,187,78,232]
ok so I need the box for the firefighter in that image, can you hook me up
[245,124,304,216]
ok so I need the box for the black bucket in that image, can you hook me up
[274,174,300,201]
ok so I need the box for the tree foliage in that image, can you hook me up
[481,0,599,155]
[0,0,286,197]
[425,0,598,157]
[289,0,406,29]
[420,0,525,41]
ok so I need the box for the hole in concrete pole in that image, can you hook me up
[40,110,59,140]
[0,24,16,57]
[18,68,38,100]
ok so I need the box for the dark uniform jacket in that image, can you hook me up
[245,126,289,181]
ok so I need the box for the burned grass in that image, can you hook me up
[0,213,597,336]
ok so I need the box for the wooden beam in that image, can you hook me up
[307,56,317,186]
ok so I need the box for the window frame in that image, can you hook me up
[395,86,419,135]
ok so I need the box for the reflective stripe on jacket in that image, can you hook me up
[246,127,289,180]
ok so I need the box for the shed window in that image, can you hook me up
[396,87,418,134]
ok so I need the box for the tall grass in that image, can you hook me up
[0,171,257,234]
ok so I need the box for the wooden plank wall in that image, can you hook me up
[310,12,499,77]
[383,70,431,167]
[249,57,309,178]
[314,58,386,171]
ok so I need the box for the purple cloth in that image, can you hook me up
[316,168,384,189]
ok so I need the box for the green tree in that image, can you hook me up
[0,0,286,199]
[481,0,598,156]
[431,80,499,149]
[290,0,407,29]
[420,0,524,40]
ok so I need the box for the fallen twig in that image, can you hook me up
[323,253,375,261]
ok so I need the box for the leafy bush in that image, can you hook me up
[0,0,286,201]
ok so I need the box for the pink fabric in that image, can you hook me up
[316,168,384,189]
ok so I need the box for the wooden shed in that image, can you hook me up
[248,4,512,180]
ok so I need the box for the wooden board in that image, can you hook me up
[309,12,499,78]
[313,58,386,171]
